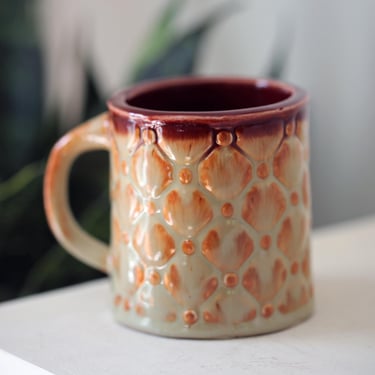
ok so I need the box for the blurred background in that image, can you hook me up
[1,0,374,302]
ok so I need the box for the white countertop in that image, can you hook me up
[1,215,375,374]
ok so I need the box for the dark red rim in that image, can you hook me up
[107,76,307,120]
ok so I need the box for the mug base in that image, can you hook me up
[112,299,314,339]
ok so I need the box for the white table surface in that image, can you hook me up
[1,215,375,375]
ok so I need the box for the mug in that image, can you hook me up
[44,76,313,338]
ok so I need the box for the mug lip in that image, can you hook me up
[107,76,308,119]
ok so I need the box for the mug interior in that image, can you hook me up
[126,80,292,112]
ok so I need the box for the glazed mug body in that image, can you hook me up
[44,77,313,338]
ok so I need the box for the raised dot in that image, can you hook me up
[291,261,299,275]
[124,299,131,311]
[183,310,198,325]
[114,294,122,306]
[182,239,195,255]
[221,202,234,217]
[291,192,299,205]
[142,128,156,144]
[286,122,295,136]
[260,235,272,250]
[216,131,233,146]
[262,304,274,318]
[179,168,193,184]
[166,312,177,322]
[149,270,161,285]
[224,272,238,288]
[256,163,269,179]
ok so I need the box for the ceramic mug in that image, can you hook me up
[44,76,313,338]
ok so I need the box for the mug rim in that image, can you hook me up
[107,76,307,120]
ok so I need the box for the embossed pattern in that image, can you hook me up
[110,114,313,336]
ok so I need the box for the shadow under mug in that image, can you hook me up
[44,76,313,338]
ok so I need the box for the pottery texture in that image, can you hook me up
[108,111,313,338]
[44,77,313,338]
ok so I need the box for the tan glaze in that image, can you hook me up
[44,113,110,271]
[163,189,213,236]
[242,182,287,232]
[44,76,313,338]
[202,225,254,272]
[242,258,288,305]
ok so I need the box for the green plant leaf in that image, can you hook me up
[130,0,185,81]
[132,4,235,82]
[0,160,44,202]
[0,0,238,302]
[266,21,293,79]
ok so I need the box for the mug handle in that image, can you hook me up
[44,112,111,273]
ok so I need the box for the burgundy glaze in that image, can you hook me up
[107,76,308,136]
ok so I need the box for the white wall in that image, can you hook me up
[37,0,375,227]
